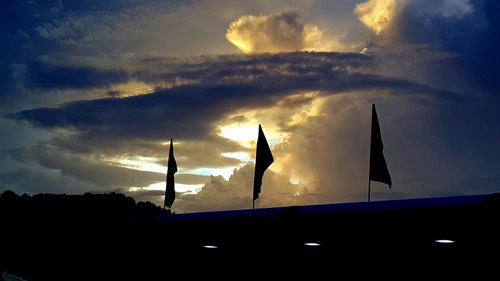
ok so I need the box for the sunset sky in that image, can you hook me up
[1,0,499,213]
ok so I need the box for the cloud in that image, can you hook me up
[172,138,250,169]
[412,0,473,19]
[355,0,401,35]
[226,10,324,53]
[355,0,474,35]
[7,51,495,213]
[35,9,144,46]
[11,51,372,99]
[269,92,500,204]
[172,91,500,213]
[8,145,164,188]
[174,163,313,213]
[175,174,210,185]
[6,90,500,212]
[272,95,420,202]
[5,143,211,195]
[22,61,130,90]
[4,51,467,211]
[50,133,247,170]
[120,188,165,205]
[2,0,499,214]
[0,166,100,195]
[355,0,499,94]
[7,52,460,139]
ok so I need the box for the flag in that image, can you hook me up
[369,104,392,188]
[253,125,274,201]
[164,139,177,208]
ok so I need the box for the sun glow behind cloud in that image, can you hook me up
[218,118,283,150]
[115,94,320,197]
[219,123,259,148]
[117,157,166,174]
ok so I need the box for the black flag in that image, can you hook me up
[369,104,392,188]
[164,139,177,208]
[253,125,274,202]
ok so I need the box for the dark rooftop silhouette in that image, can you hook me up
[1,190,499,279]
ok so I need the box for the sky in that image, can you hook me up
[1,0,499,213]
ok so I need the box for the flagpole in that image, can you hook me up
[252,200,255,210]
[368,180,371,202]
[368,104,373,203]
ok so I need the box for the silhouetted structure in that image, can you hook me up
[368,104,391,201]
[1,190,498,279]
[253,124,274,208]
[164,138,177,209]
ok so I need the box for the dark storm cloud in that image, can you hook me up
[0,0,181,99]
[7,52,463,144]
[16,52,374,93]
[23,61,129,90]
[407,0,499,92]
[136,52,374,84]
[367,0,500,93]
[0,1,60,97]
[0,0,135,99]
[13,50,465,101]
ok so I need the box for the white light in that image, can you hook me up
[219,123,258,147]
[203,245,218,249]
[304,242,321,247]
[435,239,455,244]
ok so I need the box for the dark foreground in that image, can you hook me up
[1,192,500,280]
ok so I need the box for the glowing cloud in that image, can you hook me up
[355,0,402,35]
[226,10,324,54]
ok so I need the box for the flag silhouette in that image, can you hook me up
[369,104,392,188]
[253,125,274,201]
[164,139,177,208]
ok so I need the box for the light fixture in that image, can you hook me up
[304,242,321,247]
[203,245,218,249]
[435,239,455,244]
